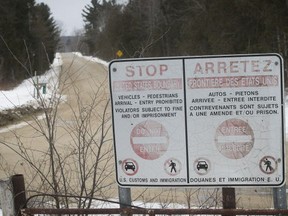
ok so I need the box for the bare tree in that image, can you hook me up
[0,51,115,210]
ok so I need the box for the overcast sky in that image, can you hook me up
[35,0,128,36]
[35,0,92,36]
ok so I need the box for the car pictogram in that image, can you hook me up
[125,162,136,171]
[197,161,208,171]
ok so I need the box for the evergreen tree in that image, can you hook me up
[29,3,60,74]
[82,0,104,56]
[0,0,59,83]
[0,0,34,81]
[82,0,123,59]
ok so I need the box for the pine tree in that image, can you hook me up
[29,3,60,74]
[0,0,34,81]
[82,0,104,55]
[0,0,59,83]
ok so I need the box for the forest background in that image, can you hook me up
[1,0,288,85]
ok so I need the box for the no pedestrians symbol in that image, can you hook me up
[164,158,182,176]
[259,156,277,174]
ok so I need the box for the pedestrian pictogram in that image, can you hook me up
[122,159,138,176]
[169,160,177,173]
[130,120,169,160]
[164,158,181,176]
[264,159,273,171]
[259,156,277,174]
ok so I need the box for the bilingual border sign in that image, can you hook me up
[109,53,285,187]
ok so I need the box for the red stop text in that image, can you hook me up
[126,64,168,77]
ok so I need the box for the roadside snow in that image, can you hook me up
[0,53,108,134]
[74,52,109,67]
[0,53,62,111]
[0,53,107,112]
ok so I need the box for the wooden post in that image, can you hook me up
[11,175,26,216]
[0,177,14,216]
[0,175,26,216]
[222,187,236,216]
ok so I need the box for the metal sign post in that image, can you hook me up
[273,183,287,210]
[118,186,132,216]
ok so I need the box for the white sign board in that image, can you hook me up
[109,54,285,187]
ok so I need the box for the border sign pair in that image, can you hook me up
[109,53,285,187]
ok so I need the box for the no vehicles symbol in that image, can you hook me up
[130,120,169,160]
[215,118,254,159]
[122,158,138,176]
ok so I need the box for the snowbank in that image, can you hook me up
[73,52,109,67]
[0,53,62,111]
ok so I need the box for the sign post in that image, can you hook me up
[109,54,285,187]
[118,186,132,216]
[114,52,132,212]
[273,184,287,209]
[222,188,236,212]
